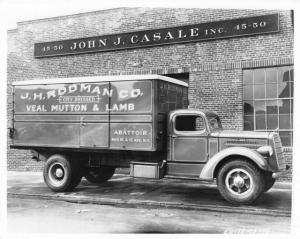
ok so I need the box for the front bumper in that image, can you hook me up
[272,165,291,179]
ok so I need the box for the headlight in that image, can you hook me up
[257,145,273,157]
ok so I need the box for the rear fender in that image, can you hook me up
[199,147,269,180]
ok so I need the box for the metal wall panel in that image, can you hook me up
[13,122,79,147]
[209,138,218,158]
[80,123,109,147]
[173,137,207,162]
[166,162,204,177]
[12,80,157,150]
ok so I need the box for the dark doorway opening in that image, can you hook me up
[164,73,189,85]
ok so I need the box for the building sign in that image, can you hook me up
[14,81,152,114]
[34,14,279,58]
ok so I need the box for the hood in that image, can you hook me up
[210,130,271,139]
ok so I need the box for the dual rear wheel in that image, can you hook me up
[43,154,115,192]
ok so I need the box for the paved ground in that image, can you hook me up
[7,171,292,216]
[7,196,290,233]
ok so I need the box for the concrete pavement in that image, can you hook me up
[8,197,291,233]
[7,171,292,217]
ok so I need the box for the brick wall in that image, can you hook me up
[189,70,243,130]
[7,8,294,180]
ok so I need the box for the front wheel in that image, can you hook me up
[85,166,116,184]
[217,159,265,205]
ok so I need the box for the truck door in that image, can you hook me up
[170,114,208,162]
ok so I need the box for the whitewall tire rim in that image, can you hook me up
[48,162,67,187]
[225,168,254,196]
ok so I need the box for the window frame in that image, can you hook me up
[243,65,294,147]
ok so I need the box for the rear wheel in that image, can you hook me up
[217,159,265,205]
[85,166,116,184]
[43,154,82,192]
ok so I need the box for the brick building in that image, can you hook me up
[7,8,294,180]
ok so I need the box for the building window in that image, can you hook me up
[243,66,294,146]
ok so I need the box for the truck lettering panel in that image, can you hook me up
[109,81,152,113]
[15,83,110,114]
[110,124,152,150]
[14,80,151,114]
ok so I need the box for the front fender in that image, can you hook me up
[199,147,269,180]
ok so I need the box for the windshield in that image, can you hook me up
[205,113,223,131]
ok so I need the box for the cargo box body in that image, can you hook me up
[11,75,188,152]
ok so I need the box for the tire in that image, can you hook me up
[85,166,116,184]
[43,154,82,192]
[263,171,276,192]
[216,159,265,205]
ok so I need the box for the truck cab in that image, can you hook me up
[166,109,289,204]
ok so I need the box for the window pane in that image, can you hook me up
[255,100,266,114]
[244,101,254,115]
[291,99,293,113]
[279,131,292,146]
[279,114,291,129]
[253,69,265,84]
[266,100,278,114]
[244,115,254,130]
[267,114,278,130]
[243,70,253,85]
[290,82,294,97]
[278,82,291,98]
[278,67,290,84]
[256,114,266,130]
[254,84,265,99]
[266,68,277,84]
[266,84,277,98]
[243,85,253,100]
[279,99,291,114]
[175,115,205,131]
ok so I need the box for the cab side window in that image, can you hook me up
[175,115,206,132]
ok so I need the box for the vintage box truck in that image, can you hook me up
[10,74,289,204]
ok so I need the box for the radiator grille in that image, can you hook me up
[273,134,286,170]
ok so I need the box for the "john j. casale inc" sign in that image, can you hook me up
[34,13,279,58]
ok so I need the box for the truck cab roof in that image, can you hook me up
[169,108,218,117]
